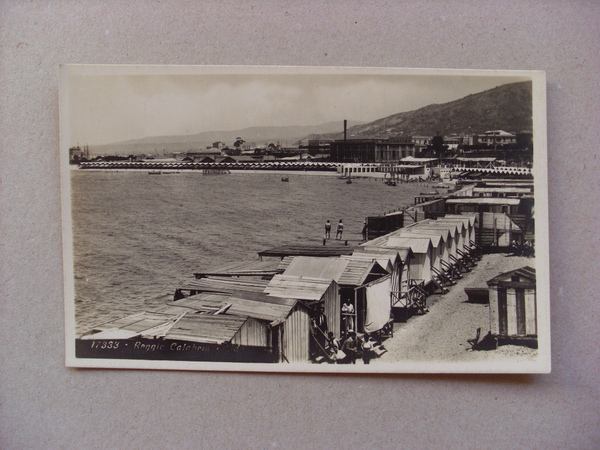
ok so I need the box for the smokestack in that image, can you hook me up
[344,120,347,142]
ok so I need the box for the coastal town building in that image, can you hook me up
[330,136,415,163]
[467,130,517,146]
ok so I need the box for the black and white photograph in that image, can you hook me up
[61,65,549,373]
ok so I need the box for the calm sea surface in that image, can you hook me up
[72,170,435,333]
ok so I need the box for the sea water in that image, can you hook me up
[71,170,433,333]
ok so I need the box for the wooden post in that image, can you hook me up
[493,217,497,246]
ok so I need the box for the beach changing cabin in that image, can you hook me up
[487,266,537,348]
[277,256,390,335]
[264,274,339,362]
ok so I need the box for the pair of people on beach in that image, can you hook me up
[325,219,344,240]
[324,219,367,241]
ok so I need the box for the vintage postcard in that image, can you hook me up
[61,65,550,373]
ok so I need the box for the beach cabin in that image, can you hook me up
[338,254,395,334]
[444,198,527,247]
[168,291,307,363]
[77,309,275,362]
[378,236,434,287]
[165,314,268,347]
[444,213,479,251]
[396,229,446,276]
[412,221,468,273]
[352,247,412,299]
[487,266,537,348]
[277,256,390,336]
[264,275,339,362]
[351,246,426,320]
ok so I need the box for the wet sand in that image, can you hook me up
[371,253,538,365]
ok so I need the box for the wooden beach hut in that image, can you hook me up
[410,222,467,273]
[338,254,394,334]
[444,213,479,251]
[487,266,537,347]
[396,230,446,276]
[379,236,434,286]
[168,291,308,363]
[265,275,340,362]
[355,246,429,318]
[77,309,276,362]
[277,256,389,336]
[165,314,268,347]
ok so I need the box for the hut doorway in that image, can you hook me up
[498,288,508,335]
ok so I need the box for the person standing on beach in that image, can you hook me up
[336,219,344,240]
[361,334,374,365]
[362,221,368,241]
[325,220,331,239]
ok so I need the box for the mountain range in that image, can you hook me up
[90,81,532,156]
[308,81,532,141]
[89,121,363,156]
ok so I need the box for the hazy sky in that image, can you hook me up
[64,69,531,146]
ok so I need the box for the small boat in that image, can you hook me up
[148,171,162,175]
[281,176,289,182]
[385,179,397,186]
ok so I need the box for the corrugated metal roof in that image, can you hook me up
[357,247,412,265]
[212,259,282,273]
[408,226,454,240]
[276,256,295,272]
[179,276,270,294]
[193,259,283,278]
[422,224,458,237]
[89,311,180,334]
[436,217,468,232]
[258,245,355,258]
[265,275,335,301]
[165,314,249,344]
[444,214,478,227]
[473,187,532,193]
[397,231,443,248]
[350,250,395,271]
[446,198,521,205]
[283,256,349,281]
[337,257,384,285]
[386,237,432,253]
[362,234,390,247]
[173,293,297,324]
[434,220,464,234]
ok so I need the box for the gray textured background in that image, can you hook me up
[1,1,599,448]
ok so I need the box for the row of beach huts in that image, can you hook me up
[77,179,537,363]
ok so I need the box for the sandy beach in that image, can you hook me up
[370,253,538,365]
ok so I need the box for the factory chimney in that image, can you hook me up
[344,120,347,142]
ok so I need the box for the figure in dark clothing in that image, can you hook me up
[341,332,359,364]
[311,305,328,351]
[362,221,368,241]
[324,220,331,239]
[336,219,344,240]
[315,305,328,334]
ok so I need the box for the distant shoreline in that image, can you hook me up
[70,166,343,177]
